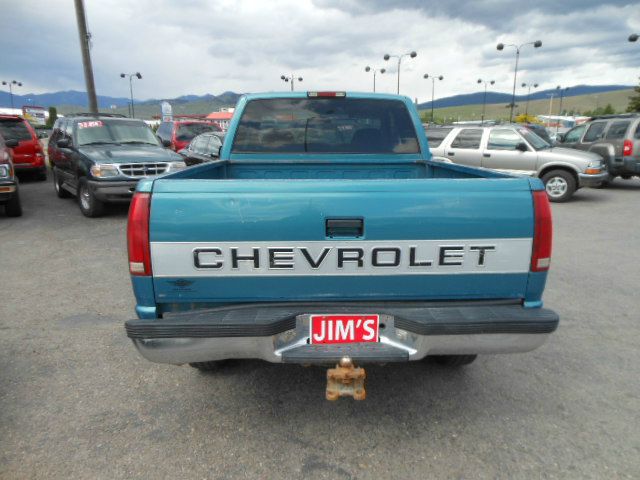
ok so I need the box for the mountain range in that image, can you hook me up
[0,84,633,112]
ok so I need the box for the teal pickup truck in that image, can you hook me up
[125,92,558,399]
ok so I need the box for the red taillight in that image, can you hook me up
[531,190,553,272]
[127,192,152,276]
[623,139,633,156]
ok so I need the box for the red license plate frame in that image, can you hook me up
[309,314,379,344]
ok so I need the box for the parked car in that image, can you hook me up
[156,119,222,152]
[426,124,607,202]
[520,123,554,145]
[124,91,559,400]
[556,114,640,185]
[178,132,224,166]
[48,114,186,217]
[0,115,47,181]
[0,134,22,217]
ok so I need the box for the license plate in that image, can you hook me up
[309,314,379,344]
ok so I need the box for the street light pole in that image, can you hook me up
[280,74,303,91]
[120,72,142,118]
[521,82,539,117]
[496,40,542,122]
[423,74,443,123]
[477,78,495,125]
[1,80,22,110]
[365,66,386,92]
[73,0,98,114]
[383,51,417,94]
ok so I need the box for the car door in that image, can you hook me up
[442,128,484,167]
[559,123,587,149]
[577,121,607,151]
[482,128,538,175]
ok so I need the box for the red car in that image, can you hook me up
[0,115,46,180]
[156,119,222,152]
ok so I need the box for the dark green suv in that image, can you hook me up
[48,114,186,217]
[557,114,640,185]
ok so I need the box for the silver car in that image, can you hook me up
[426,125,607,202]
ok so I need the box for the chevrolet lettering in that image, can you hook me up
[124,92,559,400]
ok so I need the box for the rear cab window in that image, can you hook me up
[450,129,483,149]
[232,98,420,154]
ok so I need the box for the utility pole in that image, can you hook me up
[74,0,98,114]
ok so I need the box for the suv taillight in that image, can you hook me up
[623,139,633,156]
[531,190,553,272]
[127,192,152,275]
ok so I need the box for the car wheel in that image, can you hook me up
[189,360,235,371]
[78,177,105,217]
[429,355,477,367]
[53,169,72,198]
[542,170,576,202]
[5,190,23,217]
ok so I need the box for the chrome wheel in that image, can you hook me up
[80,184,91,210]
[545,176,567,198]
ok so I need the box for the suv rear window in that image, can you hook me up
[424,127,453,147]
[0,119,33,141]
[176,123,220,142]
[450,129,483,149]
[605,121,630,139]
[232,98,420,154]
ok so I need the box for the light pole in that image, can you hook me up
[423,74,443,123]
[477,78,495,125]
[629,33,638,42]
[1,80,22,110]
[556,86,569,134]
[120,72,142,117]
[496,40,542,122]
[365,66,386,93]
[521,82,539,118]
[280,74,303,91]
[383,51,417,94]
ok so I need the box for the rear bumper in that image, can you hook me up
[125,302,559,365]
[87,179,139,202]
[608,157,640,176]
[578,171,609,187]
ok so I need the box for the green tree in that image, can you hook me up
[626,80,640,112]
[602,104,615,115]
[46,106,58,128]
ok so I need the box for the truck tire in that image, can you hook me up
[78,177,105,217]
[542,170,576,202]
[189,360,233,371]
[430,354,477,367]
[5,190,23,217]
[53,168,72,198]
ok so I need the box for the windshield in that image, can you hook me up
[232,98,420,154]
[176,123,221,142]
[517,127,551,150]
[75,119,159,146]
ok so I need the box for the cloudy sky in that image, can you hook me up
[2,0,640,102]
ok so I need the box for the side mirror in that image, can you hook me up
[5,139,19,148]
[57,138,70,148]
[161,139,172,148]
[556,133,565,143]
[516,142,529,152]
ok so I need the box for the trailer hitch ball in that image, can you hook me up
[326,357,366,401]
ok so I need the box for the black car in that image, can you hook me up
[48,114,186,217]
[0,135,22,217]
[178,132,224,166]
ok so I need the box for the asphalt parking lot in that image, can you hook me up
[1,177,639,479]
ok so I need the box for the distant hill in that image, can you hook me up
[417,84,633,110]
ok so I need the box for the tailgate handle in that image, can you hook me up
[326,218,364,238]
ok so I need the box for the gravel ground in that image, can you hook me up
[1,176,639,479]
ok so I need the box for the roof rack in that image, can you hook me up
[589,113,640,120]
[67,112,128,118]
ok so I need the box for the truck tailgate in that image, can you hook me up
[149,177,534,304]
